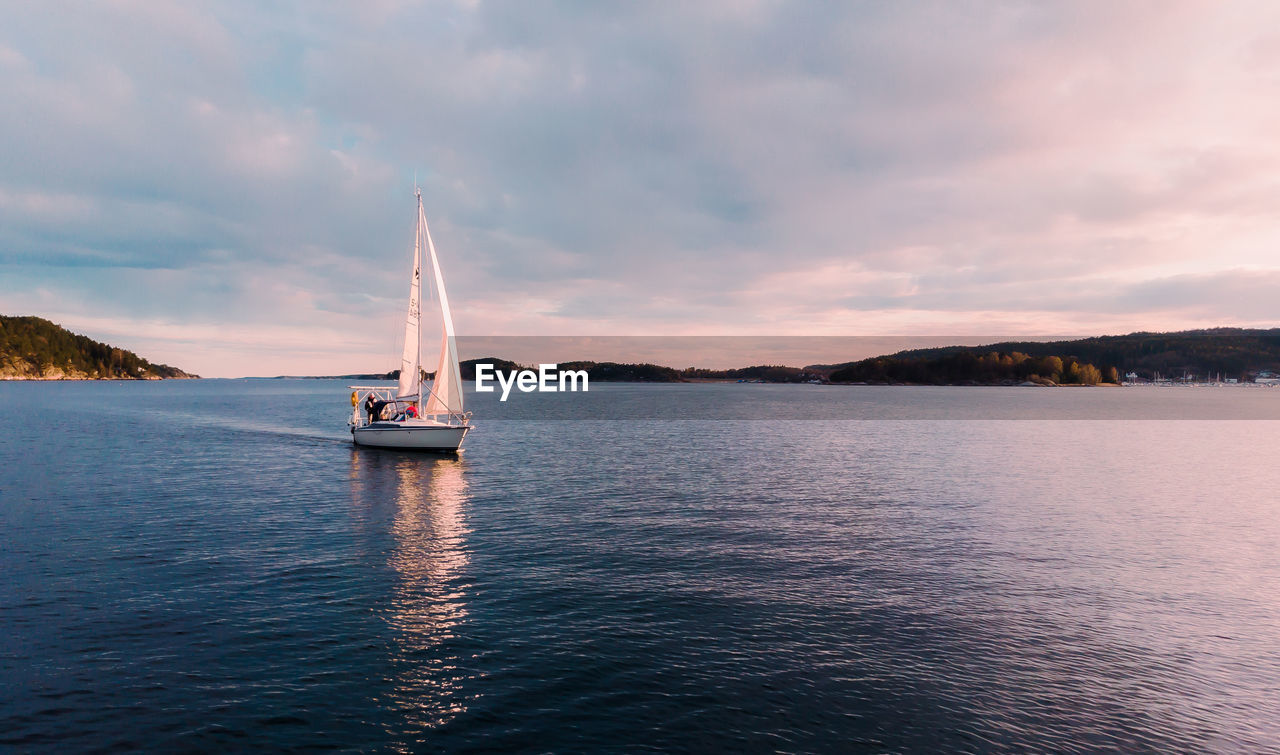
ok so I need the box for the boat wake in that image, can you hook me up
[93,403,347,446]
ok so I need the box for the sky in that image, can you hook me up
[2,1,1279,377]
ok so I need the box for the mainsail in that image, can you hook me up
[420,198,464,417]
[396,205,423,400]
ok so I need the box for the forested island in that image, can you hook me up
[818,329,1280,385]
[451,330,1280,385]
[462,361,822,383]
[301,361,817,383]
[464,362,822,383]
[18,312,1274,386]
[827,352,1114,385]
[0,316,197,380]
[682,365,822,382]
[279,328,1280,385]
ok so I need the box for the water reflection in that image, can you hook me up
[353,451,474,733]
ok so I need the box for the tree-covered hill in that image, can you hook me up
[459,358,523,380]
[280,328,1280,385]
[556,361,684,382]
[0,316,197,379]
[818,329,1280,383]
[680,365,822,382]
[829,351,1115,385]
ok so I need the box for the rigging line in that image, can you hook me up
[422,383,459,417]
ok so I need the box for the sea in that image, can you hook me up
[2,379,1279,752]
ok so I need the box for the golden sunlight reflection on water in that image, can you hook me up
[352,452,474,733]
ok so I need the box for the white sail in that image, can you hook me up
[396,205,422,400]
[420,200,464,417]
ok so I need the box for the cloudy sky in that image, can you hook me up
[3,1,1279,376]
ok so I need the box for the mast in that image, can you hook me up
[396,188,423,400]
[416,187,424,411]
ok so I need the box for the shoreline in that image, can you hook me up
[0,375,200,381]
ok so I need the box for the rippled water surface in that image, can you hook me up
[2,380,1279,752]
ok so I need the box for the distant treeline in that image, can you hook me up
[437,361,812,383]
[464,361,819,383]
[0,316,196,379]
[460,358,523,380]
[464,359,682,382]
[334,328,1280,386]
[555,361,682,382]
[829,351,1117,385]
[681,365,820,382]
[820,329,1280,382]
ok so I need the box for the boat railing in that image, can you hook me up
[424,409,472,426]
[348,386,471,427]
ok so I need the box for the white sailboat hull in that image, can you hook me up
[351,421,469,451]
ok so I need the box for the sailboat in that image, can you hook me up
[348,188,471,451]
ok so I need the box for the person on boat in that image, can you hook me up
[363,393,379,425]
[405,404,418,419]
